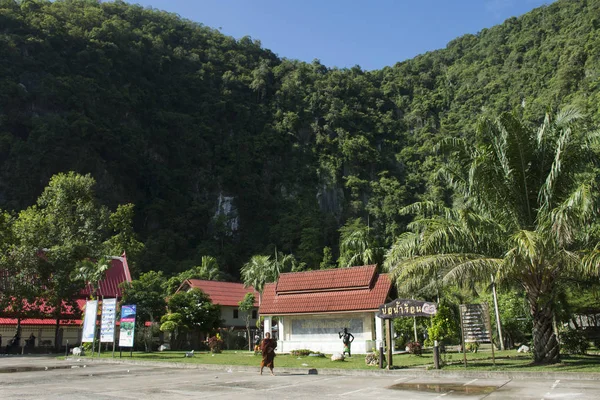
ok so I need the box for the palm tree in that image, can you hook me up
[338,218,384,268]
[385,109,599,364]
[240,255,274,306]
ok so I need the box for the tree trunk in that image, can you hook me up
[54,318,60,352]
[527,282,560,364]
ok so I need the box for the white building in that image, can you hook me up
[177,279,259,331]
[259,265,393,355]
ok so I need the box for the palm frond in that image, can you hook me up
[548,182,594,246]
[442,257,502,287]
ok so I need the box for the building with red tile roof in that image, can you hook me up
[259,265,393,355]
[0,255,132,350]
[176,279,258,330]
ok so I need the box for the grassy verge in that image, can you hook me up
[71,349,600,372]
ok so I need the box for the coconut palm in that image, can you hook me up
[338,218,384,268]
[384,109,599,364]
[240,255,273,306]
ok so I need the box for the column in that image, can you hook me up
[264,316,272,337]
[278,317,284,341]
[375,315,384,349]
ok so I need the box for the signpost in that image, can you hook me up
[98,298,118,357]
[119,304,137,357]
[459,303,495,367]
[377,299,438,369]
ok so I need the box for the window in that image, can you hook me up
[252,310,257,319]
[233,309,239,319]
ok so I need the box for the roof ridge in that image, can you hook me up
[278,264,376,277]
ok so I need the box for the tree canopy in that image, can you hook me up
[1,0,600,279]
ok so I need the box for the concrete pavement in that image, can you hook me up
[0,356,598,399]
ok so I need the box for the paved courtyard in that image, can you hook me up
[0,357,599,399]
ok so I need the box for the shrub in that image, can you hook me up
[365,349,385,366]
[466,342,480,353]
[290,349,312,357]
[560,328,589,355]
[405,341,422,355]
[207,334,224,353]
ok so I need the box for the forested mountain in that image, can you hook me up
[1,0,599,276]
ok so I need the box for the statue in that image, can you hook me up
[338,328,354,357]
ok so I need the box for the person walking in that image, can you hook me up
[260,332,276,376]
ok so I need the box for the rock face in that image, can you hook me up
[331,353,345,361]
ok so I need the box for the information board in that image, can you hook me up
[459,303,493,343]
[377,299,437,319]
[100,298,117,343]
[118,304,137,347]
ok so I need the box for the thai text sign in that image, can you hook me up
[100,298,117,343]
[460,303,492,343]
[377,299,437,319]
[82,300,98,343]
[118,304,137,347]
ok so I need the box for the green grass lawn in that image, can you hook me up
[87,349,431,370]
[79,349,600,372]
[442,352,600,372]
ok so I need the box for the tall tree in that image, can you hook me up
[121,271,168,352]
[240,255,276,306]
[14,172,110,349]
[385,110,600,364]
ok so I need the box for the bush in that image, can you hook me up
[560,328,589,355]
[290,349,312,357]
[207,334,224,353]
[394,336,407,350]
[365,350,384,366]
[465,342,480,353]
[405,341,422,355]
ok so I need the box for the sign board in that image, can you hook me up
[459,303,493,343]
[118,304,137,347]
[82,300,98,343]
[100,298,117,343]
[377,299,437,319]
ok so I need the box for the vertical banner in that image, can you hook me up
[82,300,98,343]
[100,298,117,343]
[118,305,137,347]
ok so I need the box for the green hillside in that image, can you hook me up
[1,0,599,275]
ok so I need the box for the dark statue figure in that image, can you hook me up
[338,328,354,357]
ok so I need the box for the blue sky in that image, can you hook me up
[129,0,555,70]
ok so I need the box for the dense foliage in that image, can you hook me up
[1,0,600,277]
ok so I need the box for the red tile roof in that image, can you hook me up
[179,280,258,307]
[80,255,132,298]
[275,265,377,293]
[260,267,392,315]
[0,318,82,326]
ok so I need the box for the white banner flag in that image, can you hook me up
[100,298,117,343]
[82,300,98,343]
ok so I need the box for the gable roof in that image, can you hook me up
[260,266,392,315]
[178,279,258,307]
[276,265,377,293]
[80,255,132,298]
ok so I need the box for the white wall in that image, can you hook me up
[276,313,378,355]
[220,305,258,329]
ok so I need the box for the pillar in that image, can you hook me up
[278,317,284,341]
[264,316,272,337]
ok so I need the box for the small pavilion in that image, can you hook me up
[259,265,393,354]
